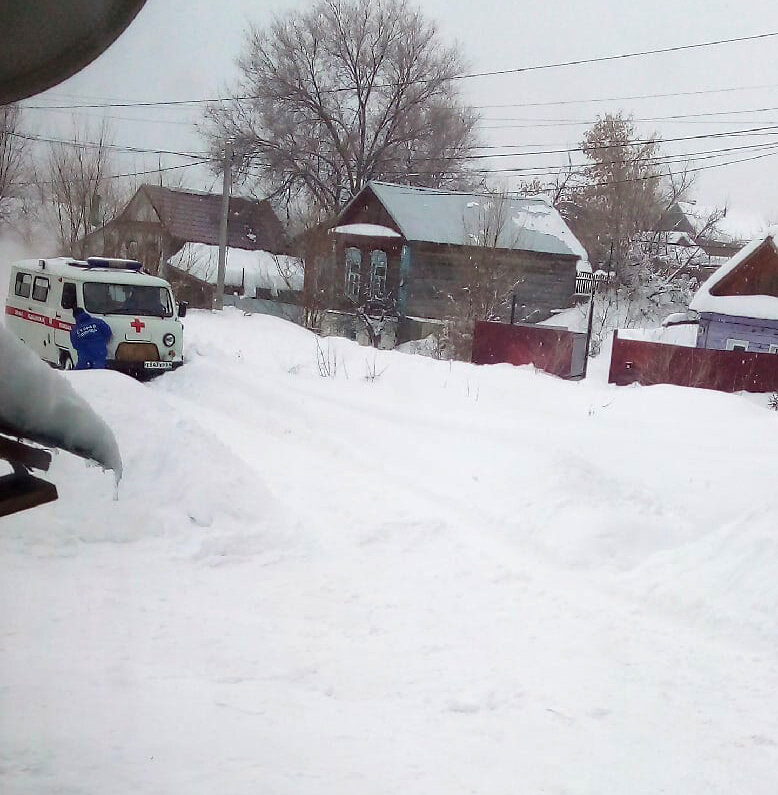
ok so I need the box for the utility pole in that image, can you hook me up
[582,276,597,380]
[582,244,612,379]
[214,146,233,311]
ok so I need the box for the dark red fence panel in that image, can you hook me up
[472,320,585,378]
[609,331,778,393]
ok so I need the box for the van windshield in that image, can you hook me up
[83,283,173,318]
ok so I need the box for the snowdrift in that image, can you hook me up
[2,308,778,795]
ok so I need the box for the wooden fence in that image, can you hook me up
[608,330,778,393]
[472,320,587,379]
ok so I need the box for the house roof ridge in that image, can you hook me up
[368,180,552,204]
[141,183,271,205]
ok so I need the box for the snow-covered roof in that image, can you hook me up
[347,181,588,263]
[168,244,304,294]
[12,258,171,288]
[675,201,765,243]
[0,326,122,477]
[333,223,401,238]
[689,227,778,320]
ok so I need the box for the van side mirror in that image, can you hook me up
[178,301,188,318]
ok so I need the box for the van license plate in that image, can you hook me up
[144,361,173,370]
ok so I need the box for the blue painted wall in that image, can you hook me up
[697,312,778,353]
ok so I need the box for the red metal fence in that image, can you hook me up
[608,330,778,393]
[472,320,586,378]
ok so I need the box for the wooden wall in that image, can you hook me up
[698,312,778,353]
[711,241,778,298]
[405,242,577,322]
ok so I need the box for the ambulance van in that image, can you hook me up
[5,256,186,376]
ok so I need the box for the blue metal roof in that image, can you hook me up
[362,181,586,260]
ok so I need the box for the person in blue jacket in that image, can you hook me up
[69,307,113,370]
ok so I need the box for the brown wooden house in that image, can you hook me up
[317,181,588,338]
[80,185,287,305]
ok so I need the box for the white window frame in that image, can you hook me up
[31,276,50,303]
[345,247,362,302]
[769,344,778,354]
[370,249,388,298]
[725,338,749,352]
[14,271,32,298]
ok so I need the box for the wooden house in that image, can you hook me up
[317,181,587,339]
[658,201,747,261]
[690,229,778,353]
[80,185,287,306]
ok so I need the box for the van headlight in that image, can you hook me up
[163,332,176,347]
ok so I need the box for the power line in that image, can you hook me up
[8,130,210,160]
[12,159,211,188]
[374,147,778,190]
[371,140,778,180]
[20,31,778,109]
[472,83,778,109]
[21,104,197,127]
[482,104,778,124]
[27,79,778,113]
[357,124,778,162]
[455,31,778,81]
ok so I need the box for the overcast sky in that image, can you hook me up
[23,0,778,235]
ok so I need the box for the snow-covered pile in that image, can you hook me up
[333,223,401,238]
[2,309,778,794]
[617,324,698,346]
[0,326,122,476]
[168,243,303,294]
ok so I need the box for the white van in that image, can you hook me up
[5,256,187,376]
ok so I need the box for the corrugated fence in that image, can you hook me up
[608,330,778,393]
[472,320,587,379]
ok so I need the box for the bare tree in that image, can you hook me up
[447,190,525,358]
[0,104,31,227]
[202,0,479,216]
[37,120,124,256]
[562,113,665,279]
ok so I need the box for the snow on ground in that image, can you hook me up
[2,309,778,794]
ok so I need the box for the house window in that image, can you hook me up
[725,338,749,352]
[14,272,32,298]
[345,247,362,301]
[769,344,778,354]
[32,276,50,302]
[370,249,387,298]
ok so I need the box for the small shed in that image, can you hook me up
[166,243,305,319]
[80,185,287,287]
[690,228,778,353]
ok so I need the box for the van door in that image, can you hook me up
[30,274,57,363]
[53,280,78,363]
[8,270,52,360]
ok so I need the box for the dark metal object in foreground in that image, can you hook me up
[0,432,57,518]
[0,1,147,103]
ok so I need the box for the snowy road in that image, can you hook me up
[2,310,778,793]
